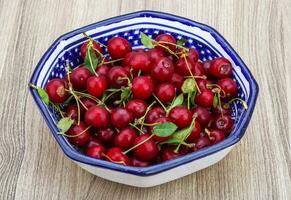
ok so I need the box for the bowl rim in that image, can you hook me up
[29,10,259,176]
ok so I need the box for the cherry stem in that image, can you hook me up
[58,125,91,138]
[156,43,179,59]
[228,98,248,109]
[157,41,188,50]
[117,77,131,86]
[102,153,126,166]
[182,55,201,93]
[52,104,65,118]
[102,89,120,103]
[139,101,156,131]
[103,58,124,65]
[204,128,214,140]
[129,123,144,134]
[207,84,226,97]
[185,75,207,79]
[152,94,168,113]
[187,93,191,109]
[28,83,38,90]
[140,122,160,127]
[82,32,107,48]
[123,134,155,154]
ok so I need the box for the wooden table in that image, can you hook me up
[0,0,290,199]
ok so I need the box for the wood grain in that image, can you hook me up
[0,0,290,199]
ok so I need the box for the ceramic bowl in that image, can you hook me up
[29,10,259,187]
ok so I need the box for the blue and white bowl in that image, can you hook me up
[29,11,259,187]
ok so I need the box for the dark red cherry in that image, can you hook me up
[148,117,171,142]
[156,34,177,52]
[84,106,110,128]
[96,64,109,77]
[210,57,233,78]
[185,120,201,142]
[151,57,174,81]
[114,127,137,149]
[147,48,165,63]
[126,99,148,119]
[187,48,199,64]
[193,136,211,151]
[65,105,78,120]
[70,66,91,90]
[196,79,212,91]
[133,134,158,161]
[202,60,213,78]
[86,75,108,98]
[97,127,116,144]
[169,106,192,129]
[45,78,68,103]
[128,51,151,73]
[218,78,238,99]
[108,66,130,88]
[145,106,166,123]
[87,136,103,148]
[213,103,232,116]
[160,147,180,162]
[155,83,176,103]
[66,122,90,146]
[86,145,105,159]
[80,41,102,60]
[132,76,154,100]
[195,90,214,108]
[191,106,211,127]
[107,37,132,59]
[208,129,225,144]
[123,51,136,67]
[192,61,205,76]
[175,57,194,76]
[111,108,133,129]
[212,115,234,135]
[106,147,131,166]
[170,73,184,90]
[131,156,150,167]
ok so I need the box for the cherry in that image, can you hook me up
[155,83,176,103]
[195,90,214,108]
[123,51,136,67]
[208,129,225,144]
[45,78,68,103]
[193,136,211,151]
[175,57,194,76]
[151,57,174,81]
[145,106,166,123]
[107,37,132,59]
[86,145,105,159]
[147,48,165,63]
[218,78,238,99]
[106,147,131,166]
[80,41,102,60]
[114,127,137,149]
[160,147,180,162]
[84,106,110,128]
[187,48,199,64]
[213,103,232,116]
[111,108,133,129]
[202,60,213,78]
[148,117,171,142]
[64,105,78,120]
[210,57,233,78]
[128,51,151,73]
[185,120,201,142]
[66,122,90,146]
[212,115,234,135]
[133,134,158,161]
[132,76,154,100]
[80,97,96,113]
[191,106,211,127]
[170,73,184,90]
[96,64,109,77]
[86,75,108,98]
[192,61,205,76]
[131,156,150,167]
[108,66,130,88]
[87,135,103,148]
[69,66,91,90]
[156,33,176,52]
[169,106,192,129]
[196,79,212,91]
[96,127,116,144]
[125,99,147,119]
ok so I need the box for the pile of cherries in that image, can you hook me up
[32,32,246,166]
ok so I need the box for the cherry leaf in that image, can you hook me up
[168,94,184,111]
[84,45,99,74]
[181,78,197,94]
[57,117,74,132]
[140,32,154,49]
[177,38,187,46]
[160,138,182,145]
[37,88,49,105]
[153,122,178,137]
[190,90,197,106]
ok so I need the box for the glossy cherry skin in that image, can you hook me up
[96,64,109,77]
[213,103,232,116]
[170,73,184,90]
[108,66,130,88]
[196,79,212,92]
[160,147,180,162]
[218,78,238,99]
[86,145,105,159]
[156,33,177,52]
[66,122,90,146]
[132,76,154,100]
[123,51,136,67]
[107,37,132,59]
[191,106,211,127]
[106,147,131,166]
[145,106,166,123]
[128,51,151,73]
[125,99,147,119]
[65,105,78,120]
[133,134,158,161]
[80,41,102,60]
[147,48,165,63]
[87,135,103,148]
[192,61,205,76]
[202,60,213,78]
[185,120,201,142]
[155,83,176,103]
[148,117,171,142]
[169,106,192,129]
[195,90,214,108]
[175,57,194,76]
[86,75,108,98]
[70,66,91,90]
[192,136,211,151]
[212,115,234,135]
[151,57,174,81]
[84,106,110,128]
[210,57,233,78]
[45,78,68,103]
[111,108,133,129]
[96,127,116,144]
[209,129,225,144]
[131,156,150,167]
[187,48,199,64]
[114,127,137,149]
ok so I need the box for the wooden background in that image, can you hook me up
[0,0,290,199]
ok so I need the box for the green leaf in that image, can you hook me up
[160,138,182,145]
[121,87,131,101]
[213,94,218,107]
[37,88,49,105]
[168,94,184,111]
[84,45,99,74]
[172,127,191,141]
[181,78,197,94]
[177,38,187,46]
[153,122,178,137]
[190,90,197,105]
[140,32,154,48]
[57,117,74,132]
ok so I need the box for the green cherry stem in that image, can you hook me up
[129,123,144,134]
[228,98,248,109]
[139,101,156,131]
[157,41,189,50]
[187,93,191,110]
[58,125,91,138]
[82,32,107,48]
[182,54,201,93]
[53,104,65,118]
[152,94,168,113]
[103,58,124,65]
[156,43,179,58]
[123,134,155,155]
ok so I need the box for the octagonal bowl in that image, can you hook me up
[29,10,259,187]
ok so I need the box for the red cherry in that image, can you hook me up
[148,117,171,142]
[114,127,137,149]
[151,57,174,81]
[87,136,103,148]
[195,90,214,108]
[128,51,151,73]
[84,106,110,128]
[96,64,109,77]
[108,66,130,88]
[69,66,91,90]
[106,147,131,166]
[147,48,165,63]
[191,106,211,127]
[187,48,199,64]
[80,41,102,60]
[156,34,176,52]
[80,97,96,113]
[208,129,225,144]
[170,73,184,90]
[131,156,150,167]
[123,51,136,67]
[86,75,108,98]
[192,61,205,76]
[196,79,212,91]
[160,147,180,162]
[212,115,234,135]
[96,127,116,144]
[86,145,105,159]
[133,134,158,161]
[111,108,133,129]
[202,60,213,78]
[107,37,132,59]
[169,106,192,129]
[45,78,68,103]
[132,76,154,100]
[218,78,238,99]
[175,57,194,76]
[125,99,148,119]
[155,83,176,103]
[210,57,233,78]
[66,122,90,146]
[145,106,166,123]
[185,120,201,142]
[64,105,78,120]
[193,136,211,151]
